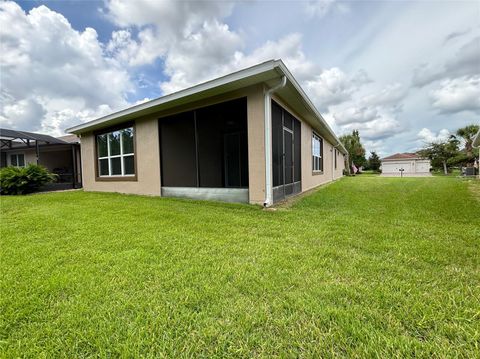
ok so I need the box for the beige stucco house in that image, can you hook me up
[67,60,347,205]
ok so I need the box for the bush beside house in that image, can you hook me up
[0,164,57,195]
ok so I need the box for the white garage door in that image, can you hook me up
[415,161,430,173]
[382,161,413,174]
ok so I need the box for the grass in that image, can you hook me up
[1,176,479,357]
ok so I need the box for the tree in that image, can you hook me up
[339,130,366,171]
[419,136,460,174]
[455,124,479,165]
[367,151,381,172]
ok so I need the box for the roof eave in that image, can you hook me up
[66,59,347,155]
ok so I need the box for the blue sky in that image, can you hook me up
[1,0,479,156]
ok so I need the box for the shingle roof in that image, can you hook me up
[382,152,419,161]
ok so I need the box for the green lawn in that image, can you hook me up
[1,177,479,357]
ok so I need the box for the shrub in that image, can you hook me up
[0,164,57,195]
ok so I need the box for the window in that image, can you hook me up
[11,154,25,167]
[96,127,135,177]
[312,133,323,172]
[334,149,337,169]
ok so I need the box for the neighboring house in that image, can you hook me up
[67,60,347,205]
[381,153,431,177]
[0,128,82,189]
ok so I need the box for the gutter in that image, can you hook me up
[263,75,287,207]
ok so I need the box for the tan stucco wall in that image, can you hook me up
[80,118,162,196]
[79,85,266,201]
[246,85,266,204]
[78,85,343,202]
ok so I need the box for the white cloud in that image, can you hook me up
[305,0,349,18]
[413,36,480,87]
[430,76,480,114]
[333,106,378,125]
[106,0,233,31]
[160,21,244,94]
[104,0,235,68]
[304,67,371,110]
[0,1,132,135]
[361,83,407,107]
[328,81,407,142]
[417,128,451,143]
[160,31,319,95]
[0,98,46,130]
[342,115,402,140]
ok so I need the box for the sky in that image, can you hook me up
[1,0,479,156]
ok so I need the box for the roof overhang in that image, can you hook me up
[381,158,421,161]
[66,59,347,154]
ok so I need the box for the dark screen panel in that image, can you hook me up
[284,111,294,131]
[272,101,283,187]
[160,97,248,189]
[294,118,301,182]
[284,131,293,184]
[196,98,248,188]
[224,133,241,187]
[160,111,197,187]
[196,105,224,187]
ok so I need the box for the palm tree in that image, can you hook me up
[456,124,479,157]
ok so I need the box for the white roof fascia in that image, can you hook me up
[66,61,279,134]
[66,59,347,154]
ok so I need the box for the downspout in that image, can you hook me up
[263,75,287,207]
[332,142,340,181]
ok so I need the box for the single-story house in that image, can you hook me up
[67,60,347,205]
[0,128,82,189]
[381,153,431,177]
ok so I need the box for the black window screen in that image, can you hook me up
[294,119,301,182]
[159,111,197,187]
[272,102,283,187]
[271,100,301,189]
[159,98,248,188]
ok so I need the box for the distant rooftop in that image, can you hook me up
[382,152,420,161]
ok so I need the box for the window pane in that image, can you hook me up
[11,155,17,166]
[110,157,121,175]
[18,154,25,167]
[109,131,121,156]
[122,128,134,154]
[97,134,108,157]
[124,155,135,175]
[99,159,109,176]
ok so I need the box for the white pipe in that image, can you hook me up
[332,143,340,181]
[263,75,287,207]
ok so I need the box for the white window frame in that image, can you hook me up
[97,128,135,177]
[10,153,26,168]
[312,132,323,172]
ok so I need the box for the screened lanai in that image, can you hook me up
[0,128,82,189]
[159,97,249,202]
